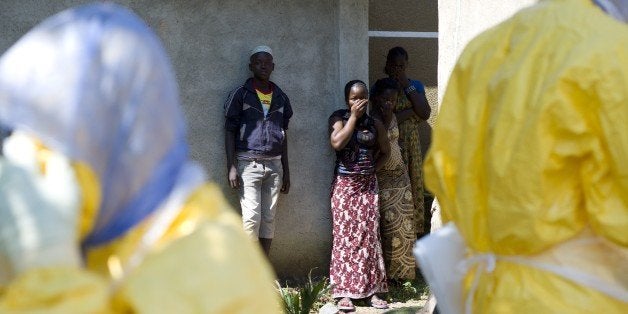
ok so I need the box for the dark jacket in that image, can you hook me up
[224,78,293,157]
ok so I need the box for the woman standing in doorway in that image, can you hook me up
[383,46,431,237]
[328,80,390,311]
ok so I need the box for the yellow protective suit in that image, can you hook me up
[0,156,281,313]
[424,0,628,313]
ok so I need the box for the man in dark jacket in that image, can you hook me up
[224,45,292,256]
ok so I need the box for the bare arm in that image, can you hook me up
[404,85,430,120]
[395,108,416,124]
[329,116,355,151]
[393,71,431,121]
[225,130,239,189]
[329,99,367,151]
[374,119,390,172]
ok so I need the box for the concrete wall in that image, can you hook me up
[0,0,369,279]
[437,0,536,104]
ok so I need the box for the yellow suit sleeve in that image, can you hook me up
[110,184,282,314]
[582,44,628,247]
[0,267,111,313]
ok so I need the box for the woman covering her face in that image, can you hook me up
[370,78,418,283]
[327,80,390,311]
[383,46,431,238]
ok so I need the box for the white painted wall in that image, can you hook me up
[437,0,537,104]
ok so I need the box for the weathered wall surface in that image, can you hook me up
[0,0,369,279]
[437,0,536,103]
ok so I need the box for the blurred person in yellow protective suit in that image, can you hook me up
[0,3,280,313]
[417,0,628,313]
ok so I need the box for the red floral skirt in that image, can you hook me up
[329,174,388,298]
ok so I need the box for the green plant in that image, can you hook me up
[277,270,331,314]
[386,278,430,303]
[277,285,301,314]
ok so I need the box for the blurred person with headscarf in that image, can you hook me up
[418,0,628,313]
[0,3,280,313]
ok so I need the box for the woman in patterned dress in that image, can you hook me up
[328,80,390,311]
[384,47,431,237]
[370,78,417,281]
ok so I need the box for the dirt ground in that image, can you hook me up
[317,296,428,314]
[352,298,426,313]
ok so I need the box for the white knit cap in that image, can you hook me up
[250,45,273,57]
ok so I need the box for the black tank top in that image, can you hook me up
[329,109,377,175]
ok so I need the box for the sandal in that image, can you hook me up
[337,297,355,311]
[370,295,389,309]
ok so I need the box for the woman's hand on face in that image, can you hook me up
[351,99,368,119]
[393,69,409,88]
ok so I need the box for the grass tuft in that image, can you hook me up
[277,269,332,314]
[277,271,430,313]
[386,277,430,303]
